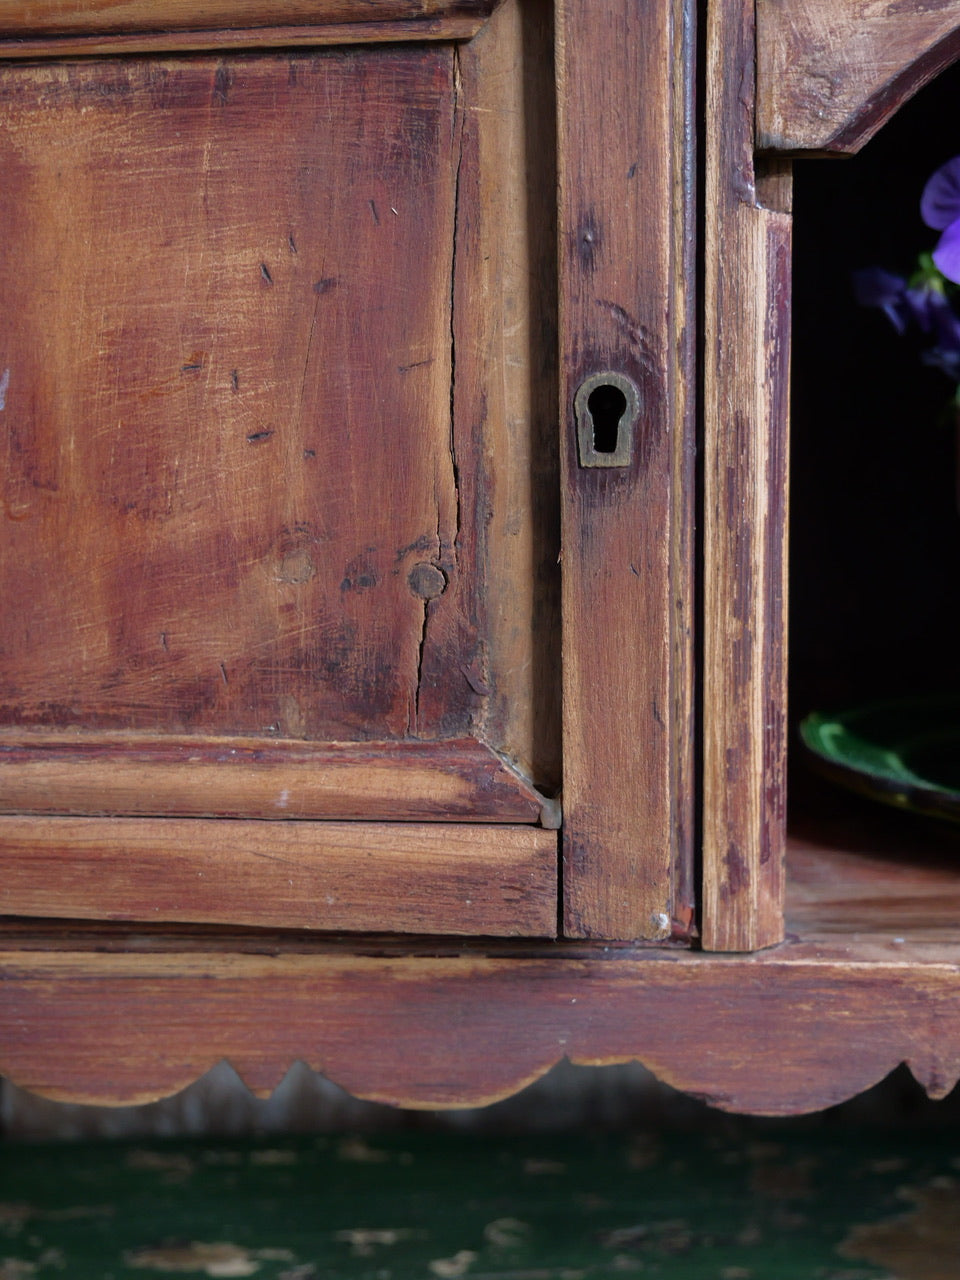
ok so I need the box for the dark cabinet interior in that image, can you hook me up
[787,61,960,943]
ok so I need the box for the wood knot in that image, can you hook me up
[408,562,447,600]
[277,548,315,584]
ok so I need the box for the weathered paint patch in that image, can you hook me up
[124,1241,290,1276]
[839,1179,960,1280]
[334,1228,418,1256]
[428,1249,478,1277]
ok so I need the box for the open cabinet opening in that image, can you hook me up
[787,59,960,946]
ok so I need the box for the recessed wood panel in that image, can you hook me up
[0,51,471,744]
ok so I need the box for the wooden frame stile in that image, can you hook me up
[701,0,791,950]
[702,0,960,955]
[557,0,695,941]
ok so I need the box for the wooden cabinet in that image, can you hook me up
[0,13,563,940]
[3,0,960,1116]
[0,0,693,943]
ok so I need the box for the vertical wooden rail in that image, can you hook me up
[702,0,792,949]
[556,0,695,939]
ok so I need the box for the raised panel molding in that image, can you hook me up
[0,0,498,56]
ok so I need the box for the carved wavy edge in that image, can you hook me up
[2,946,959,1114]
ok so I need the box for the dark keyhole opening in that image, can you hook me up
[587,383,627,453]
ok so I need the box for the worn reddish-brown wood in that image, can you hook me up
[701,0,791,951]
[12,0,960,1128]
[0,41,561,791]
[0,32,570,936]
[756,0,960,154]
[2,924,960,1112]
[0,817,558,935]
[556,0,695,940]
[0,50,465,745]
[0,17,485,57]
[452,0,562,794]
[0,0,495,36]
[0,734,550,823]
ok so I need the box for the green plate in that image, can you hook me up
[799,697,960,822]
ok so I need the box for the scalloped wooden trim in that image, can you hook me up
[757,0,960,154]
[2,945,959,1113]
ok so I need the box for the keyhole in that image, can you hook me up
[574,371,640,468]
[587,383,627,453]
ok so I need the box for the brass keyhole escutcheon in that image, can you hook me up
[574,371,640,468]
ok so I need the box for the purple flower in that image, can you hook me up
[921,156,960,283]
[922,287,960,378]
[853,268,943,335]
[854,267,960,381]
[854,155,960,390]
[853,267,912,332]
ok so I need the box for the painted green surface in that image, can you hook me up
[2,1126,960,1278]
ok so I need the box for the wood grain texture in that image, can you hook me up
[0,16,486,56]
[556,0,694,939]
[451,0,561,793]
[2,939,960,1112]
[757,0,960,154]
[0,817,558,935]
[702,0,791,950]
[0,43,559,808]
[0,51,471,746]
[0,734,548,823]
[785,782,960,956]
[0,0,495,36]
[669,0,698,942]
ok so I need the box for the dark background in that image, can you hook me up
[790,60,960,723]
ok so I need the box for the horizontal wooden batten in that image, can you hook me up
[0,734,553,825]
[0,15,485,57]
[0,816,559,936]
[0,0,494,36]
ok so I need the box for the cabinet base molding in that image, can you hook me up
[0,939,957,1115]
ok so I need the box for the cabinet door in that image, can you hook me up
[0,0,692,940]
